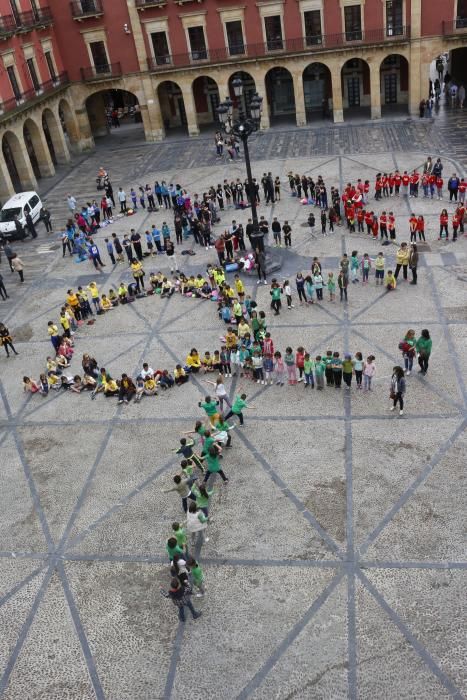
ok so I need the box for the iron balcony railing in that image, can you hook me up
[442,18,467,33]
[0,7,53,35]
[0,72,69,116]
[135,0,167,8]
[147,26,410,72]
[80,62,122,81]
[70,0,104,19]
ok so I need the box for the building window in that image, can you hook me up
[225,20,245,56]
[89,40,109,72]
[9,0,20,23]
[30,0,39,20]
[151,31,170,64]
[44,51,57,81]
[264,15,283,50]
[386,0,403,36]
[187,26,207,60]
[27,58,41,91]
[304,9,322,46]
[457,0,467,27]
[344,5,362,41]
[7,65,22,100]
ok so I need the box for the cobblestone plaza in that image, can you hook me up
[0,114,466,699]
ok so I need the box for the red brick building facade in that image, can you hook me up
[0,0,466,197]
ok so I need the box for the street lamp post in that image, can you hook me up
[216,79,265,251]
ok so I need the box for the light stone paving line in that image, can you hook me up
[340,190,358,700]
[0,565,46,610]
[236,570,346,700]
[358,416,467,557]
[0,564,54,698]
[357,570,465,699]
[351,327,465,414]
[360,561,467,570]
[56,561,105,700]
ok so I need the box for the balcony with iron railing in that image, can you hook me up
[0,72,69,118]
[80,62,122,81]
[147,26,411,72]
[70,0,104,19]
[0,7,53,36]
[135,0,167,8]
[442,18,467,34]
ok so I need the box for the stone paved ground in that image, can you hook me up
[0,110,466,699]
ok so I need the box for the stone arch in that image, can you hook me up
[265,66,296,124]
[42,107,70,164]
[379,54,409,115]
[302,62,333,122]
[2,130,36,192]
[58,98,80,147]
[228,71,257,117]
[341,57,371,120]
[192,75,221,129]
[23,117,54,179]
[157,80,188,134]
[85,88,142,138]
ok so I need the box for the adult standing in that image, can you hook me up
[165,239,179,273]
[282,221,292,248]
[122,234,133,263]
[409,243,419,285]
[214,235,225,265]
[0,323,18,357]
[118,188,127,213]
[105,238,116,265]
[394,242,409,281]
[416,329,432,375]
[224,230,234,260]
[40,206,53,233]
[131,258,145,292]
[4,243,16,272]
[25,211,37,240]
[61,231,73,257]
[255,248,267,285]
[390,366,406,416]
[11,255,24,282]
[448,173,459,202]
[458,84,465,108]
[161,579,201,622]
[111,233,124,263]
[0,273,9,299]
[130,229,143,261]
[14,216,25,240]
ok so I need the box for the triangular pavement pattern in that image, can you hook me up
[352,417,462,550]
[248,576,348,699]
[356,580,452,699]
[0,435,50,553]
[2,571,96,700]
[244,419,347,546]
[64,560,177,700]
[0,569,47,682]
[363,569,466,695]
[362,427,467,562]
[16,424,110,546]
[172,565,337,698]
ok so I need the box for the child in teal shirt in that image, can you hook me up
[351,250,359,283]
[314,356,325,390]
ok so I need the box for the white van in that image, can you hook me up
[0,191,43,240]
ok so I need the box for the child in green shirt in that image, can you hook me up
[187,557,205,596]
[327,273,336,301]
[171,523,187,550]
[166,536,184,561]
[342,353,354,389]
[303,353,315,388]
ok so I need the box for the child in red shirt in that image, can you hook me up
[436,177,444,200]
[417,215,425,242]
[388,212,396,240]
[409,214,418,242]
[439,210,449,239]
